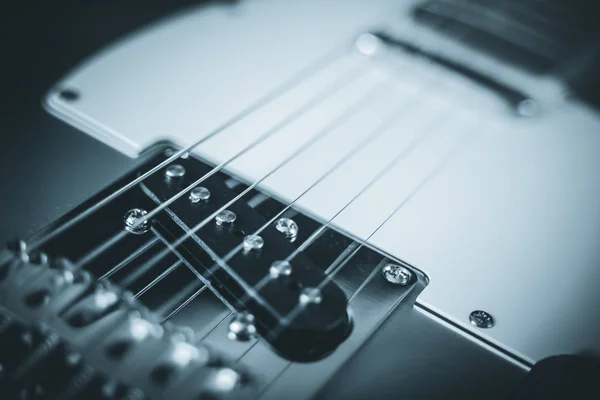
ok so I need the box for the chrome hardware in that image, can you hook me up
[516,98,540,117]
[382,263,412,286]
[124,208,151,235]
[215,210,237,227]
[228,312,257,342]
[189,186,211,203]
[269,260,292,278]
[242,234,264,251]
[299,287,322,305]
[165,164,186,179]
[469,310,494,329]
[275,217,298,240]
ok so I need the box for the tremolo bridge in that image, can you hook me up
[0,146,424,399]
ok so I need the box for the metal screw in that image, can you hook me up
[215,210,237,227]
[269,260,292,278]
[124,208,151,235]
[165,164,186,179]
[382,263,412,286]
[205,367,242,394]
[469,310,494,328]
[275,217,299,240]
[228,312,257,342]
[299,287,322,305]
[243,234,264,251]
[189,186,211,203]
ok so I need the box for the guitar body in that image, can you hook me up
[2,1,599,398]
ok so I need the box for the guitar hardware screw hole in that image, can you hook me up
[469,310,494,329]
[232,229,245,238]
[58,88,80,102]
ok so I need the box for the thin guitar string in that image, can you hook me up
[67,63,368,273]
[128,62,370,230]
[128,80,413,308]
[229,99,455,314]
[267,122,481,341]
[26,44,349,252]
[119,82,393,320]
[139,44,455,322]
[200,81,450,310]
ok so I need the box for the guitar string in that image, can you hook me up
[66,62,368,273]
[134,45,454,326]
[112,82,393,320]
[97,237,160,281]
[195,77,450,310]
[126,79,410,308]
[25,44,348,252]
[267,121,481,341]
[127,62,370,230]
[221,98,459,360]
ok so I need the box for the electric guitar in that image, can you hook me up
[2,1,600,398]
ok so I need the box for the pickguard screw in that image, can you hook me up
[382,263,412,286]
[124,209,151,235]
[469,310,494,329]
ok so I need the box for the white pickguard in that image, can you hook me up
[45,0,600,365]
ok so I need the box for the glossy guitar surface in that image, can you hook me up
[2,1,600,399]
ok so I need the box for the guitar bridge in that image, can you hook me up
[1,143,424,399]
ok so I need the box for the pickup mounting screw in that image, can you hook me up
[215,210,237,227]
[469,310,494,329]
[228,312,257,342]
[206,367,242,394]
[243,234,264,251]
[275,218,298,241]
[124,209,151,235]
[382,263,412,286]
[189,186,211,203]
[165,164,186,180]
[270,260,292,278]
[299,287,322,305]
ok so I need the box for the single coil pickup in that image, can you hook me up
[140,152,353,362]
